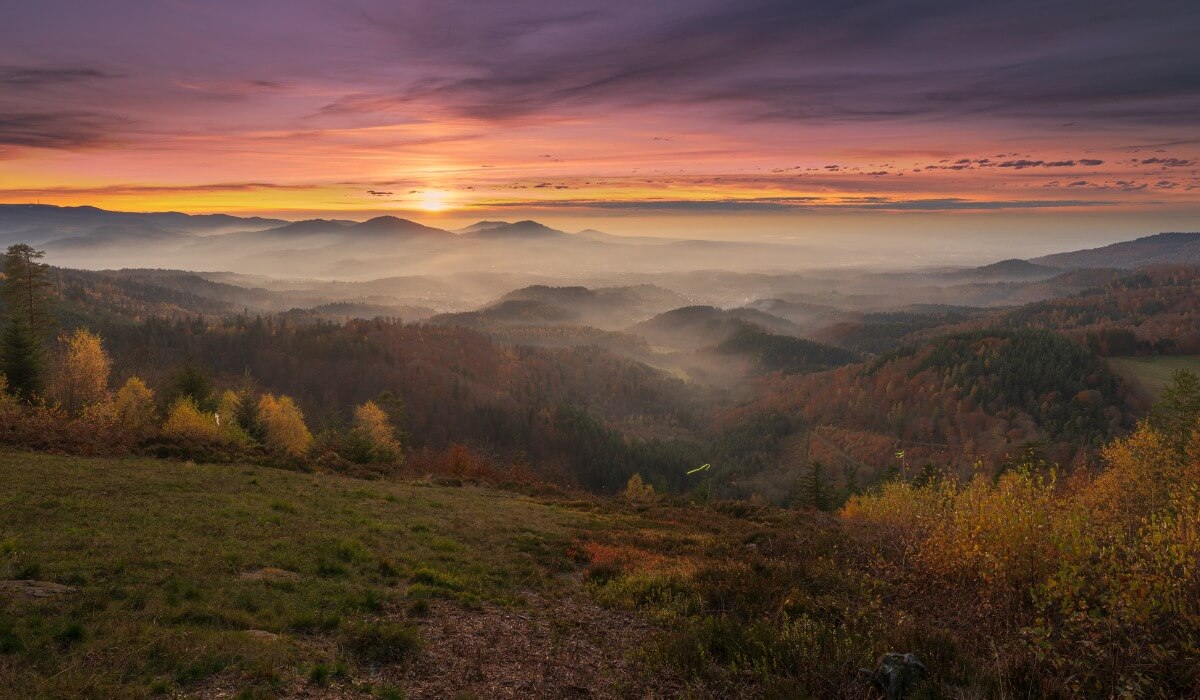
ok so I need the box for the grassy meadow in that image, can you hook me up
[1109,355,1200,399]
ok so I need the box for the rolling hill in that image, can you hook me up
[1031,232,1200,268]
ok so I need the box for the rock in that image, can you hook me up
[0,579,78,599]
[238,567,301,582]
[859,652,928,700]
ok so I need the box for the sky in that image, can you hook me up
[1,0,1198,247]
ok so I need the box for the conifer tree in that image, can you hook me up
[1150,369,1200,453]
[2,244,53,335]
[1,244,53,400]
[1,314,45,400]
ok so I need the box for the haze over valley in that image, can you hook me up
[2,1,1199,698]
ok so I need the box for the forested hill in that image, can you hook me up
[716,328,1132,478]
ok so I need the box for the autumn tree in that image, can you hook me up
[623,473,657,501]
[216,389,252,445]
[114,376,157,433]
[257,393,312,457]
[347,400,402,463]
[49,328,112,415]
[161,397,221,443]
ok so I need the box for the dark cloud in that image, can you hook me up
[0,65,118,87]
[1140,157,1193,167]
[0,112,122,150]
[331,0,1200,126]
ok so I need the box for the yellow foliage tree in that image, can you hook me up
[216,389,251,445]
[1085,421,1200,525]
[49,328,112,415]
[349,400,402,463]
[623,473,657,501]
[257,393,312,457]
[114,376,157,433]
[161,397,221,443]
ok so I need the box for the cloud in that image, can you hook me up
[1140,157,1193,167]
[0,65,119,87]
[328,0,1200,127]
[0,111,122,150]
[478,195,1114,213]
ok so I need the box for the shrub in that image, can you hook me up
[114,376,157,434]
[216,390,253,446]
[623,473,657,502]
[339,620,422,664]
[257,394,312,457]
[48,328,111,415]
[347,400,403,464]
[161,397,222,444]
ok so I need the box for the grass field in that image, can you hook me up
[0,448,1045,698]
[1108,355,1200,399]
[0,450,622,698]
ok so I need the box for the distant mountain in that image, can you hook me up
[458,220,566,239]
[348,216,451,238]
[966,259,1063,280]
[743,298,842,327]
[456,220,513,234]
[495,284,690,328]
[427,299,580,329]
[0,204,285,248]
[629,305,803,350]
[1031,232,1200,269]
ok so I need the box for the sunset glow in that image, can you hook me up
[1,1,1197,243]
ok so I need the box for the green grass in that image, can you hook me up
[1108,355,1200,398]
[0,449,589,697]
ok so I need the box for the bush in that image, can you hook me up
[257,394,312,457]
[346,401,403,464]
[339,620,422,664]
[161,397,222,444]
[114,376,157,435]
[48,328,112,415]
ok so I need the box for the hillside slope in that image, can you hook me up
[1031,232,1200,268]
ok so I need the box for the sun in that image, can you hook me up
[417,190,449,212]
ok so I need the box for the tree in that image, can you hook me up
[0,244,53,401]
[165,364,216,412]
[799,460,831,511]
[348,400,402,463]
[114,377,157,433]
[257,393,312,457]
[1149,369,1200,453]
[49,328,111,415]
[161,397,221,443]
[623,473,657,501]
[1,315,45,400]
[2,244,53,336]
[216,390,251,445]
[373,390,409,443]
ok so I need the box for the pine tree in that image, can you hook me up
[1150,369,1200,453]
[1,244,53,400]
[165,363,216,411]
[800,459,830,511]
[1,314,46,400]
[2,244,53,336]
